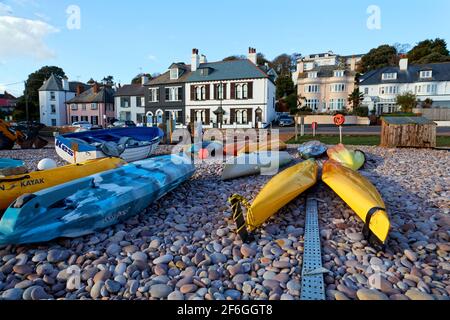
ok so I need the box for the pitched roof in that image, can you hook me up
[114,84,145,97]
[0,91,16,100]
[382,116,436,125]
[65,86,115,104]
[187,59,271,83]
[360,62,450,85]
[298,65,354,79]
[147,64,192,86]
[39,74,89,92]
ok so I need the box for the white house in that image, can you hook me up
[39,74,89,126]
[185,48,277,129]
[114,76,147,125]
[360,58,450,115]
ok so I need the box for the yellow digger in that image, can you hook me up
[0,119,48,150]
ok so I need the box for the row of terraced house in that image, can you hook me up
[38,48,450,128]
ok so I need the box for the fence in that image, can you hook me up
[413,108,450,121]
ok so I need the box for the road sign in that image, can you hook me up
[333,114,346,144]
[312,122,318,137]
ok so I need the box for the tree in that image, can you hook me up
[408,38,450,64]
[358,45,398,73]
[272,54,292,76]
[396,92,417,113]
[421,98,433,108]
[102,75,115,86]
[222,55,246,61]
[132,73,152,85]
[348,88,365,111]
[275,75,295,100]
[257,53,271,67]
[284,93,300,114]
[87,78,96,85]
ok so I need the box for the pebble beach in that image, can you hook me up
[0,144,448,301]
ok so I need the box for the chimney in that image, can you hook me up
[191,48,200,72]
[297,61,305,74]
[399,57,408,71]
[76,85,84,96]
[248,47,257,65]
[62,76,69,91]
[93,83,100,94]
[141,75,149,85]
[200,54,207,64]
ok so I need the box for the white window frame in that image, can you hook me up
[334,70,344,78]
[217,84,224,100]
[307,72,318,79]
[166,87,181,102]
[242,84,248,99]
[420,70,432,79]
[236,84,242,99]
[149,88,159,102]
[331,83,346,92]
[382,73,397,80]
[170,68,179,80]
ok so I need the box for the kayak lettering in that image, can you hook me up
[56,140,74,157]
[20,178,45,188]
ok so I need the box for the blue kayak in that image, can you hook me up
[298,141,328,159]
[0,154,195,245]
[0,158,27,176]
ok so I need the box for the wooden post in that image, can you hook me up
[339,126,343,144]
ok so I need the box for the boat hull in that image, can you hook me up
[0,158,124,211]
[221,151,293,181]
[237,140,287,155]
[0,154,195,245]
[322,160,390,247]
[0,159,27,176]
[246,159,318,231]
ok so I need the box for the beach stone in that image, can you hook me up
[153,254,173,265]
[90,281,104,299]
[370,257,383,266]
[168,291,184,300]
[15,280,33,290]
[193,230,205,240]
[281,294,294,300]
[368,274,394,294]
[404,249,418,262]
[32,252,48,263]
[216,228,229,237]
[105,280,121,294]
[390,294,409,300]
[356,288,389,300]
[241,245,256,257]
[287,280,301,295]
[30,286,50,300]
[224,289,241,300]
[47,249,70,263]
[335,292,350,300]
[106,243,121,256]
[180,284,198,294]
[131,251,148,262]
[1,288,23,300]
[12,264,33,275]
[347,233,364,242]
[93,270,111,284]
[150,284,172,299]
[210,253,227,264]
[128,280,139,295]
[405,289,435,300]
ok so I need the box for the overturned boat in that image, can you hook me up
[0,154,195,245]
[0,159,28,177]
[229,159,318,241]
[322,160,390,249]
[0,158,124,211]
[222,151,293,181]
[327,144,366,171]
[55,127,164,164]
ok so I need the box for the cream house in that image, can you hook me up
[294,52,362,113]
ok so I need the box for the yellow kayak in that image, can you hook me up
[322,160,390,247]
[229,159,318,239]
[0,157,124,210]
[237,139,287,155]
[327,144,366,171]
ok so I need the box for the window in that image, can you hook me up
[165,87,182,101]
[305,99,320,110]
[50,92,56,100]
[81,116,89,122]
[121,97,130,108]
[305,85,320,93]
[329,99,346,110]
[382,72,397,80]
[51,105,56,114]
[137,113,145,123]
[420,70,432,79]
[194,110,206,124]
[71,116,79,123]
[149,88,159,102]
[417,84,438,94]
[82,104,86,111]
[330,84,346,92]
[91,116,99,125]
[334,70,344,77]
[71,104,78,111]
[170,68,179,80]
[236,85,242,99]
[235,109,248,124]
[242,84,248,99]
[91,103,98,110]
[136,96,143,107]
[194,86,207,101]
[307,72,318,78]
[217,84,224,100]
[235,84,249,100]
[51,119,57,126]
[379,86,398,95]
[364,88,369,95]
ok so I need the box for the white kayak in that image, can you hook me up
[222,151,293,181]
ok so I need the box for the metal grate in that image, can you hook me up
[300,197,325,300]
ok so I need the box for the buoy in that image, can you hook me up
[37,158,57,171]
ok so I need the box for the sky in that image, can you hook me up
[1,0,450,96]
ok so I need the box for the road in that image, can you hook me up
[274,125,450,136]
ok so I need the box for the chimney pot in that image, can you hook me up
[248,47,257,65]
[191,48,200,72]
[399,57,409,71]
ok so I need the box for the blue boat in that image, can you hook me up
[55,127,164,164]
[0,158,27,176]
[0,154,195,245]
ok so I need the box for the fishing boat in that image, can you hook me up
[0,158,124,211]
[0,159,28,177]
[0,154,195,245]
[222,151,293,181]
[322,160,390,249]
[55,127,164,164]
[229,159,318,241]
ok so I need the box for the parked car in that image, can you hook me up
[110,120,137,128]
[279,116,294,127]
[72,121,92,130]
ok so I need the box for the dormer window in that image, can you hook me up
[382,72,397,80]
[334,70,344,78]
[170,68,179,80]
[308,72,318,79]
[420,70,433,79]
[200,68,211,76]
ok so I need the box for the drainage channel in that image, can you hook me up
[300,197,326,300]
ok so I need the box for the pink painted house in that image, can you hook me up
[65,83,116,127]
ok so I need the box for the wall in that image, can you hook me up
[413,107,450,121]
[39,90,74,126]
[296,115,370,125]
[115,96,146,124]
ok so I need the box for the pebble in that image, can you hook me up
[224,289,241,300]
[356,288,389,300]
[150,284,172,299]
[153,254,173,265]
[93,270,111,284]
[1,288,23,300]
[404,249,418,262]
[131,251,148,262]
[405,289,435,301]
[168,291,184,300]
[106,243,121,256]
[105,280,122,294]
[47,249,70,263]
[91,281,104,299]
[180,284,198,294]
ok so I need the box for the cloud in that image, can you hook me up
[34,12,50,22]
[148,55,157,61]
[0,15,59,60]
[0,2,13,15]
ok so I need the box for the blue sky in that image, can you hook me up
[1,0,450,96]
